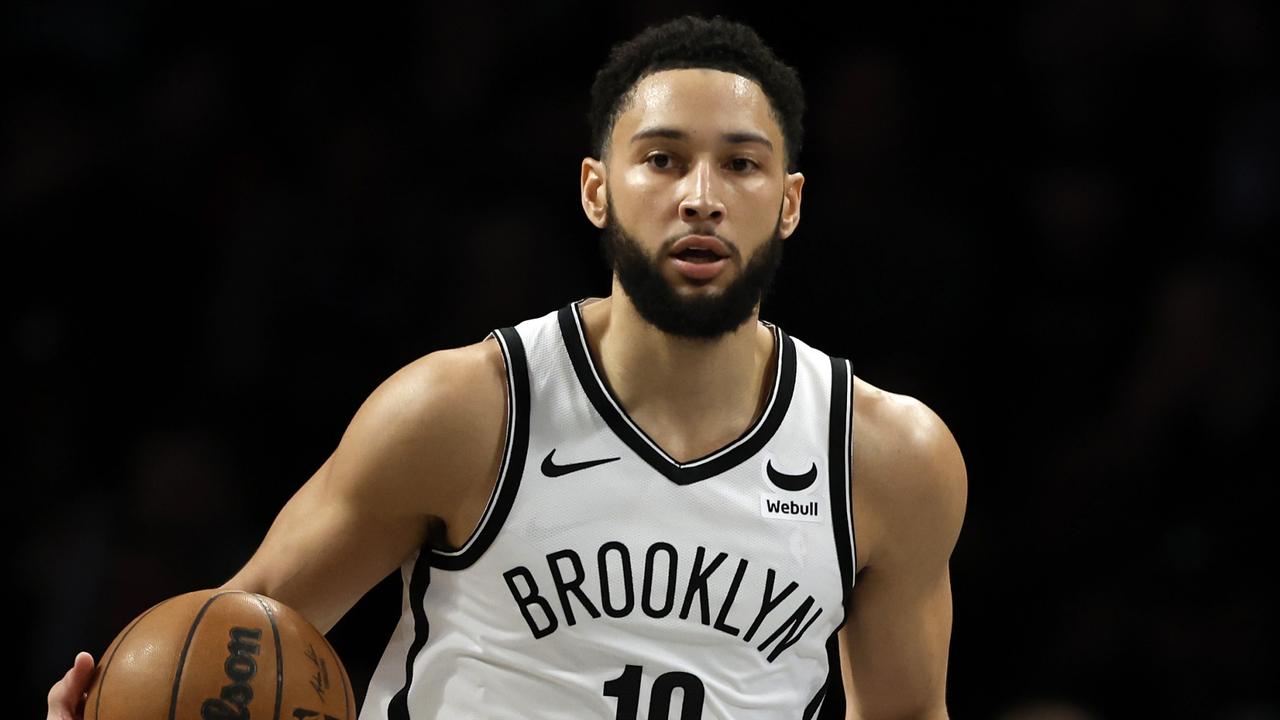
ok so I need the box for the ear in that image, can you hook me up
[780,171,804,240]
[581,157,608,229]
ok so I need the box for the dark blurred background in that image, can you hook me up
[9,1,1278,718]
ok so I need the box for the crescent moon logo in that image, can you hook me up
[765,459,818,492]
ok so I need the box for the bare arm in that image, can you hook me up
[47,339,506,720]
[221,339,507,632]
[840,389,968,720]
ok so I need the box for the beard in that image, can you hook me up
[600,201,785,340]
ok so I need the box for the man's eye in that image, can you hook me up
[646,154,757,172]
[647,153,675,169]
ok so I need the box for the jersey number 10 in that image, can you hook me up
[603,664,705,719]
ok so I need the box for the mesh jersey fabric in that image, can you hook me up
[359,297,856,720]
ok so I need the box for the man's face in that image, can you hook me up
[592,68,803,340]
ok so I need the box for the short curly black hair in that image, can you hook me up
[588,14,806,174]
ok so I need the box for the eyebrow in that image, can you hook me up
[629,126,774,152]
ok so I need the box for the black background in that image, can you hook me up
[11,2,1278,718]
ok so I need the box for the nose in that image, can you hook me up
[678,157,726,223]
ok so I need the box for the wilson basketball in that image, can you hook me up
[84,589,355,720]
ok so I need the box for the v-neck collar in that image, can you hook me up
[556,297,797,485]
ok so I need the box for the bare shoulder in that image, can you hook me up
[380,334,508,417]
[353,335,507,448]
[850,375,968,573]
[217,336,509,628]
[330,335,508,546]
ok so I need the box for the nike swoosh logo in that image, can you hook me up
[541,449,621,477]
[766,459,818,491]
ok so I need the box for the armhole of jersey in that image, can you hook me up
[827,356,856,627]
[430,326,531,571]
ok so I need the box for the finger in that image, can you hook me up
[74,651,95,673]
[48,652,96,715]
[69,652,96,691]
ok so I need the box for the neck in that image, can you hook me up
[576,280,777,462]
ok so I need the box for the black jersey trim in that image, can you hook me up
[429,325,530,570]
[805,632,846,719]
[827,356,856,626]
[557,298,796,485]
[388,546,433,720]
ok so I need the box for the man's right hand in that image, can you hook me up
[46,652,95,720]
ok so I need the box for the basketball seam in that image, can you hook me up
[168,590,241,720]
[248,593,284,720]
[91,600,164,720]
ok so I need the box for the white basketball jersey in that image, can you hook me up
[360,297,856,719]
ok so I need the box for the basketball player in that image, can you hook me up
[49,15,966,720]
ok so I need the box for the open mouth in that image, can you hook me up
[672,248,724,264]
[668,235,731,280]
[670,234,731,261]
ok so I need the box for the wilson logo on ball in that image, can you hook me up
[84,589,355,720]
[201,626,263,720]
